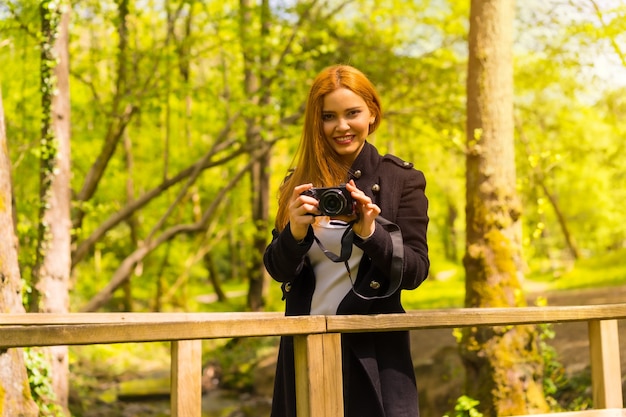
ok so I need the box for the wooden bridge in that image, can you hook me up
[1,303,625,417]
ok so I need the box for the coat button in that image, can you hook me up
[285,282,292,292]
[369,280,381,290]
[353,170,362,179]
[371,184,380,193]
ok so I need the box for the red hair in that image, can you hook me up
[275,65,383,230]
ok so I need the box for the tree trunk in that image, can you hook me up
[240,0,270,311]
[204,252,227,302]
[537,179,580,260]
[461,1,549,415]
[444,195,459,262]
[72,0,134,231]
[0,89,39,417]
[516,122,581,260]
[29,2,72,414]
[123,131,137,311]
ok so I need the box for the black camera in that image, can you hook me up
[301,186,355,217]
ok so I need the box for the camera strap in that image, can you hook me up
[313,216,404,300]
[312,220,355,263]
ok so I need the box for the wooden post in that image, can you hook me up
[293,333,343,417]
[589,319,623,408]
[171,340,202,417]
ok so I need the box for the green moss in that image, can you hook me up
[461,324,549,417]
[22,375,34,402]
[464,184,527,309]
[0,383,5,416]
[462,181,546,415]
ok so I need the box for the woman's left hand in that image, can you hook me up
[345,180,380,238]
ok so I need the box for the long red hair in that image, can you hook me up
[275,65,383,230]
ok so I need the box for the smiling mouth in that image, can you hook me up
[334,135,354,144]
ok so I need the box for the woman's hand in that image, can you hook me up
[345,180,380,238]
[288,183,319,241]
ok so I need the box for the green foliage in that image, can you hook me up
[514,1,626,262]
[1,0,625,315]
[444,395,484,417]
[534,296,566,407]
[538,320,592,412]
[402,259,465,309]
[24,348,64,417]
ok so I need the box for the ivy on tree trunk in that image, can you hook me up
[30,0,72,414]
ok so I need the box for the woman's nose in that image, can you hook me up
[336,117,349,131]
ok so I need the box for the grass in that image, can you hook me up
[550,249,626,290]
[115,247,626,315]
[403,248,626,310]
[402,259,466,310]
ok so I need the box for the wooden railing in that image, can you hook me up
[1,304,625,417]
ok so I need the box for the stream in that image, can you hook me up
[73,389,272,417]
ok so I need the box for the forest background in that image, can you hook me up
[1,0,626,416]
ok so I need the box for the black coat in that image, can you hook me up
[264,142,430,417]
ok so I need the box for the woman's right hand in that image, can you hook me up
[288,183,319,241]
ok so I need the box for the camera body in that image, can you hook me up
[301,186,355,217]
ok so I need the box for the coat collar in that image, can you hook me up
[347,141,384,205]
[348,141,382,182]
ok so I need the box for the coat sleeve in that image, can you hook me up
[263,223,314,283]
[355,168,429,290]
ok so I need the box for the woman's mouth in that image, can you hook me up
[334,135,354,144]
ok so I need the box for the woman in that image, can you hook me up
[264,64,430,417]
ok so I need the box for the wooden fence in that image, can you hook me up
[1,303,625,417]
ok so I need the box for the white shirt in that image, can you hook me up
[308,218,363,315]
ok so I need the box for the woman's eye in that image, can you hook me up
[322,114,334,121]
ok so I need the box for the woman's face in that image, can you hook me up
[322,88,375,165]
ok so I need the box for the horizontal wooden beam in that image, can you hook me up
[1,305,625,417]
[0,311,287,325]
[510,409,626,417]
[0,314,326,348]
[1,304,626,348]
[326,304,626,332]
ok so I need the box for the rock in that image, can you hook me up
[415,345,465,417]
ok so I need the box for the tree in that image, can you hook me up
[3,0,624,316]
[239,0,273,311]
[460,0,549,415]
[511,0,626,264]
[28,0,72,413]
[0,87,39,417]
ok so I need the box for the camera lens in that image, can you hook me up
[319,190,347,215]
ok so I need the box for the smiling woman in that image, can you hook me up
[263,64,430,417]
